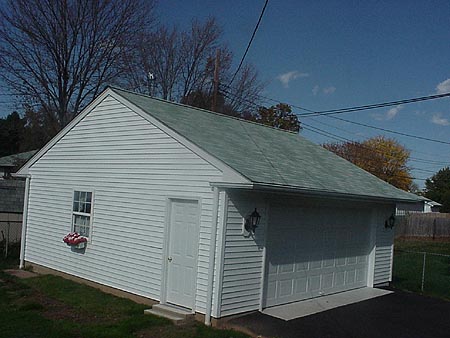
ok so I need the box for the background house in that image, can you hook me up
[16,87,420,324]
[0,150,37,179]
[424,199,442,213]
[396,197,442,216]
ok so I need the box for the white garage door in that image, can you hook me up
[264,204,371,307]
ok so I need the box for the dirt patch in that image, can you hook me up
[3,277,109,325]
[30,292,126,324]
[8,287,93,323]
[136,322,197,338]
[4,269,38,279]
[33,292,97,323]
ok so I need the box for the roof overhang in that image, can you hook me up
[210,181,421,204]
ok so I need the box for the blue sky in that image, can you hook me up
[1,0,449,188]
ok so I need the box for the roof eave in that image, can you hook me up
[210,181,421,203]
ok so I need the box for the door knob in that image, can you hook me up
[168,257,173,262]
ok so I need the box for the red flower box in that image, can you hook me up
[63,232,88,246]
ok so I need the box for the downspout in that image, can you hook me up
[19,175,31,269]
[205,186,220,326]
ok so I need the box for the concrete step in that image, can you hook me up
[144,303,194,325]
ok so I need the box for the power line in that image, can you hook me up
[303,124,436,177]
[411,168,438,174]
[301,124,429,181]
[305,118,450,165]
[222,86,449,166]
[327,115,450,145]
[221,87,450,170]
[222,90,443,182]
[302,127,428,181]
[303,118,450,167]
[298,92,450,117]
[220,84,450,146]
[308,116,365,138]
[222,84,442,173]
[228,0,269,86]
[221,83,313,112]
[409,157,450,165]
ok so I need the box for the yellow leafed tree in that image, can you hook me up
[323,136,413,191]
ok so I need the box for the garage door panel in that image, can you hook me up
[265,205,371,307]
[322,273,334,289]
[267,281,276,300]
[335,271,345,286]
[323,257,335,268]
[310,254,323,269]
[296,263,309,272]
[357,255,368,264]
[347,256,357,265]
[346,269,357,284]
[295,277,308,293]
[356,267,367,282]
[308,276,321,292]
[279,279,294,297]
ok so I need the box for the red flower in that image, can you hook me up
[63,232,87,245]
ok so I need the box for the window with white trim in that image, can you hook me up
[72,191,93,237]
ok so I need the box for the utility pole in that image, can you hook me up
[211,49,220,112]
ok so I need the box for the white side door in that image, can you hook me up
[166,199,199,309]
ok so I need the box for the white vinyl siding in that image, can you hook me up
[219,192,266,317]
[373,206,396,285]
[24,95,224,314]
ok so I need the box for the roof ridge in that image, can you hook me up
[108,86,299,135]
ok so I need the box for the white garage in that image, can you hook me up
[264,203,371,307]
[17,87,420,324]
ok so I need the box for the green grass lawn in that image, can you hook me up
[393,239,450,301]
[0,256,248,338]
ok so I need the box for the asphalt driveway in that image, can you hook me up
[225,289,450,338]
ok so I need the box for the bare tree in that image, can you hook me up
[222,64,265,116]
[179,18,223,98]
[0,0,155,127]
[127,26,184,100]
[126,16,265,117]
[126,18,223,101]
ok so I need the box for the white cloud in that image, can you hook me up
[431,113,450,126]
[312,85,320,96]
[436,78,450,94]
[277,70,309,88]
[386,105,402,120]
[322,86,336,95]
[372,105,402,121]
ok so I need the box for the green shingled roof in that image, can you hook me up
[111,87,420,202]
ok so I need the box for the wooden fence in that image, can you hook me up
[395,213,450,239]
[0,213,22,258]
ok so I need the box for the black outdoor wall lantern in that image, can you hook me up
[385,214,396,229]
[243,208,261,234]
